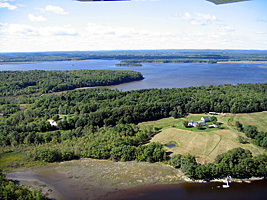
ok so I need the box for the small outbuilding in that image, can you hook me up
[209,124,218,128]
[209,112,217,115]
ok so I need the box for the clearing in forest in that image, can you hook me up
[140,113,266,164]
[230,111,267,132]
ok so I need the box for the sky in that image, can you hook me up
[0,0,266,52]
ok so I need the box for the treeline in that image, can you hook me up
[25,124,166,163]
[35,83,267,126]
[118,59,217,64]
[0,70,143,97]
[115,60,142,67]
[1,50,266,63]
[0,170,47,200]
[235,121,267,148]
[169,148,267,180]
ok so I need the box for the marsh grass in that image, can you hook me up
[0,152,45,171]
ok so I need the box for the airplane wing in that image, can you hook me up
[76,0,130,2]
[76,0,250,3]
[207,0,250,4]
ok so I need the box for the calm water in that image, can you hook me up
[1,60,267,91]
[103,179,267,200]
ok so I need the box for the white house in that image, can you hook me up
[188,120,206,127]
[48,120,57,126]
[188,121,198,127]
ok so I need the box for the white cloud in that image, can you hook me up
[28,14,47,22]
[1,23,77,37]
[39,26,78,36]
[0,2,17,10]
[174,12,217,26]
[220,25,235,32]
[45,5,68,15]
[256,31,266,35]
[0,21,266,52]
[0,22,7,26]
[2,24,39,36]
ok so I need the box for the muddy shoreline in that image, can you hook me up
[6,158,184,200]
[6,158,266,200]
[6,158,267,200]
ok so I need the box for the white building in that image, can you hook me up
[48,120,57,126]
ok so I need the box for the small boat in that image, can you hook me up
[223,176,231,188]
[222,182,230,188]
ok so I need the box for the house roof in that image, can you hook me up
[201,117,210,122]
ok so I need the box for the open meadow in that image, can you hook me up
[140,113,266,164]
[230,111,267,132]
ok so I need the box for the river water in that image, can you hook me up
[2,60,267,199]
[1,60,267,91]
[103,179,267,200]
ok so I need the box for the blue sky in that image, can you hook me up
[0,0,266,52]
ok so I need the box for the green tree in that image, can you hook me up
[196,123,203,130]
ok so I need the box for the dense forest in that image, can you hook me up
[0,70,143,96]
[1,50,267,63]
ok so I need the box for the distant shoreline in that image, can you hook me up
[1,60,267,65]
[218,61,267,64]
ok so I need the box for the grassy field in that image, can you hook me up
[141,113,266,164]
[230,111,267,132]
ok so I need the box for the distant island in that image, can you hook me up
[115,60,142,67]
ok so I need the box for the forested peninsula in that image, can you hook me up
[0,70,143,96]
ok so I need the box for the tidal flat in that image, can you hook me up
[6,158,184,200]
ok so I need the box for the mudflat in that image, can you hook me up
[6,158,184,200]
